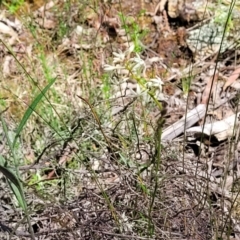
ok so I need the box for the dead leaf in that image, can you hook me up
[223,66,240,91]
[35,17,56,29]
[201,73,218,104]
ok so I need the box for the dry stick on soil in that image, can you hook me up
[161,104,207,141]
[162,63,221,141]
[186,69,240,142]
[162,73,240,142]
[186,112,240,142]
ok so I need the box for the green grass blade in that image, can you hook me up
[1,117,35,239]
[0,162,25,209]
[13,78,57,148]
[0,154,6,166]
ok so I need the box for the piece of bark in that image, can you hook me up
[201,74,218,105]
[186,112,240,142]
[161,104,207,141]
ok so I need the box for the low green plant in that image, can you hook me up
[3,0,25,13]
[182,76,192,96]
[119,12,147,53]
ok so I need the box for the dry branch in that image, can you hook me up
[161,104,207,141]
[186,112,240,142]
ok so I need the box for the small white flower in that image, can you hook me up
[128,82,142,96]
[125,43,135,56]
[74,25,83,35]
[129,53,146,72]
[113,51,125,64]
[147,76,164,92]
[146,76,165,101]
[103,64,124,72]
[112,44,135,65]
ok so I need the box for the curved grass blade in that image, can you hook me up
[13,77,57,148]
[0,158,35,239]
[1,115,35,239]
[0,162,25,209]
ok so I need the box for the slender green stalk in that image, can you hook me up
[0,116,35,240]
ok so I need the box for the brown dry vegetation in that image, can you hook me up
[0,0,240,239]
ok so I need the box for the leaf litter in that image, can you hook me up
[0,0,240,239]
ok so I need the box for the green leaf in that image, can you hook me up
[0,154,6,166]
[13,78,56,148]
[0,163,25,209]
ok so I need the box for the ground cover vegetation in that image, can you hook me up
[0,0,240,239]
